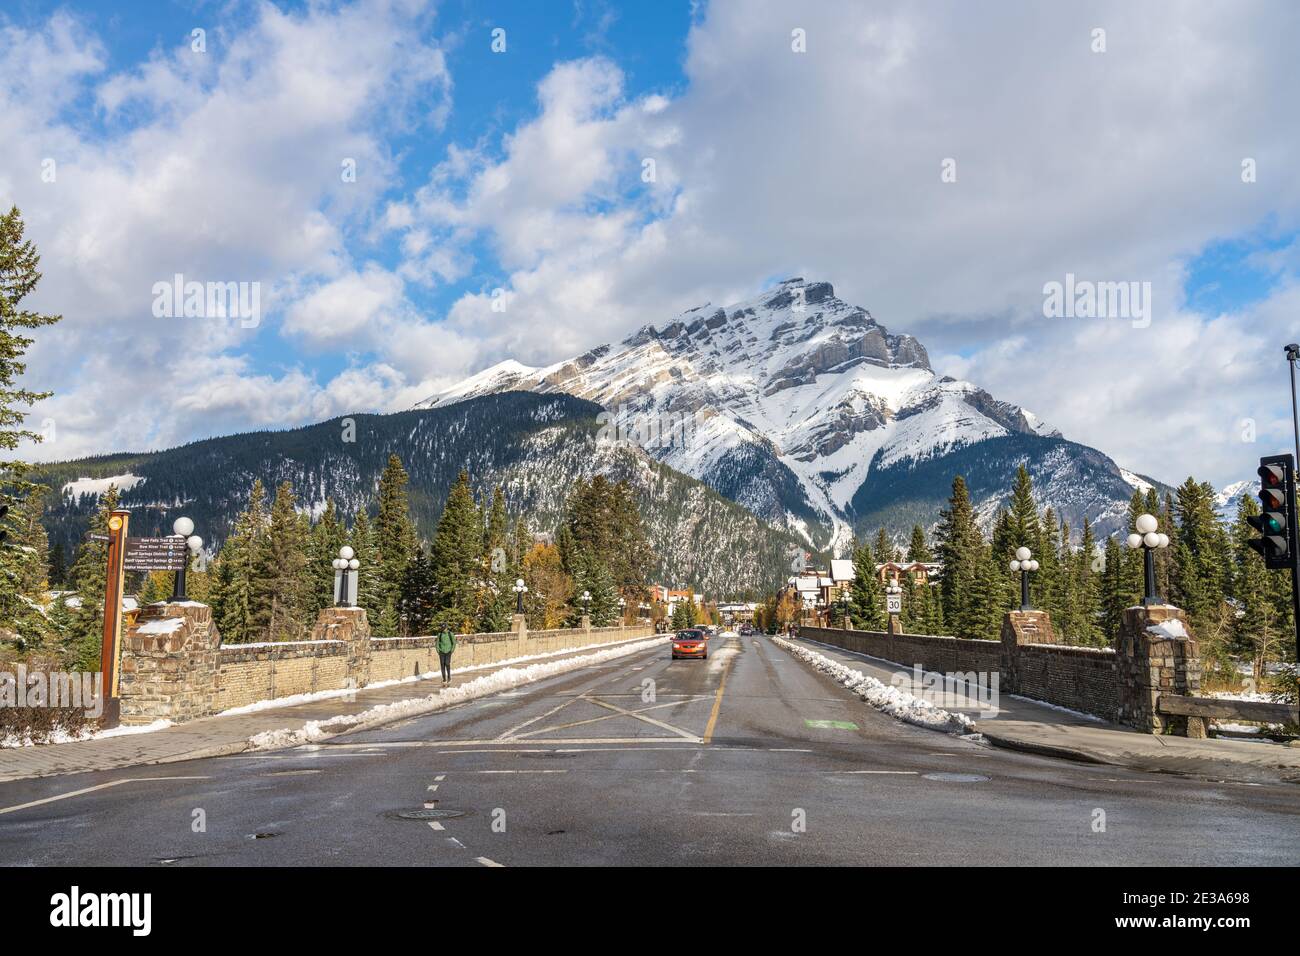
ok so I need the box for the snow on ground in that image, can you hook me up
[1,718,174,749]
[246,636,669,749]
[773,635,975,735]
[63,473,146,498]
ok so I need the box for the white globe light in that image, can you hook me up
[1136,513,1158,535]
[1157,533,1169,548]
[1029,560,1039,571]
[1010,560,1021,572]
[515,578,525,589]
[1127,533,1143,550]
[1015,546,1031,562]
[173,516,194,537]
[339,546,355,561]
[187,535,203,553]
[332,559,344,570]
[348,559,360,570]
[1143,531,1161,548]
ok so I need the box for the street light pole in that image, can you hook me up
[1009,546,1039,612]
[169,517,202,602]
[1126,514,1170,606]
[513,577,528,615]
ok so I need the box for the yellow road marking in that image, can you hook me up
[702,658,732,745]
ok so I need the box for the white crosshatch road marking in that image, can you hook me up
[491,692,711,744]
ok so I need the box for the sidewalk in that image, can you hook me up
[0,635,657,784]
[792,635,1300,786]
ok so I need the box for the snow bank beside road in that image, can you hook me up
[246,636,669,750]
[773,636,976,735]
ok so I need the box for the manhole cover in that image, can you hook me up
[385,808,470,821]
[923,772,989,783]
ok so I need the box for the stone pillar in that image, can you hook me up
[581,614,591,633]
[312,607,371,690]
[1115,604,1205,737]
[887,614,903,635]
[512,613,528,654]
[120,602,221,725]
[999,609,1056,695]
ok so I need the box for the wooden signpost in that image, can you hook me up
[99,510,130,727]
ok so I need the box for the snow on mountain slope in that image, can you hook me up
[421,278,1149,550]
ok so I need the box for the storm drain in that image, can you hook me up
[385,808,471,822]
[922,772,989,783]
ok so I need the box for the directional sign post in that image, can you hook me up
[124,536,188,572]
[99,510,131,728]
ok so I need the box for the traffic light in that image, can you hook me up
[0,504,8,547]
[1247,454,1297,570]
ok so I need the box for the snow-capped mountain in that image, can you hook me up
[422,278,1162,549]
[1214,479,1257,523]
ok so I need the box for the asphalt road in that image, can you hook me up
[1,634,1297,866]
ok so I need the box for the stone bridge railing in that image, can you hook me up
[799,604,1218,736]
[119,605,653,726]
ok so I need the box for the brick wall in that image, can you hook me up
[1014,643,1120,721]
[216,641,352,712]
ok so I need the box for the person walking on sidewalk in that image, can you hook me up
[436,626,457,685]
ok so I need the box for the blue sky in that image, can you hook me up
[2,0,1299,490]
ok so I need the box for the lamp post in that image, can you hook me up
[839,589,850,630]
[1009,546,1039,612]
[169,517,204,601]
[1126,513,1170,606]
[513,577,528,615]
[618,595,626,625]
[580,589,592,616]
[333,546,358,607]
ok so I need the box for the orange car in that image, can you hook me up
[671,629,708,660]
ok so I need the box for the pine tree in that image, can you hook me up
[936,476,980,632]
[214,480,267,643]
[374,454,416,618]
[906,525,932,562]
[478,487,515,633]
[1072,517,1103,645]
[306,499,345,620]
[1008,464,1040,549]
[848,538,883,630]
[350,510,390,633]
[400,546,436,636]
[0,207,61,649]
[252,482,310,641]
[573,552,619,626]
[0,483,56,653]
[430,471,482,632]
[874,527,898,564]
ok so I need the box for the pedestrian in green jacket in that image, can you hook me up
[436,628,457,685]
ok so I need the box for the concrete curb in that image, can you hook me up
[978,729,1113,766]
